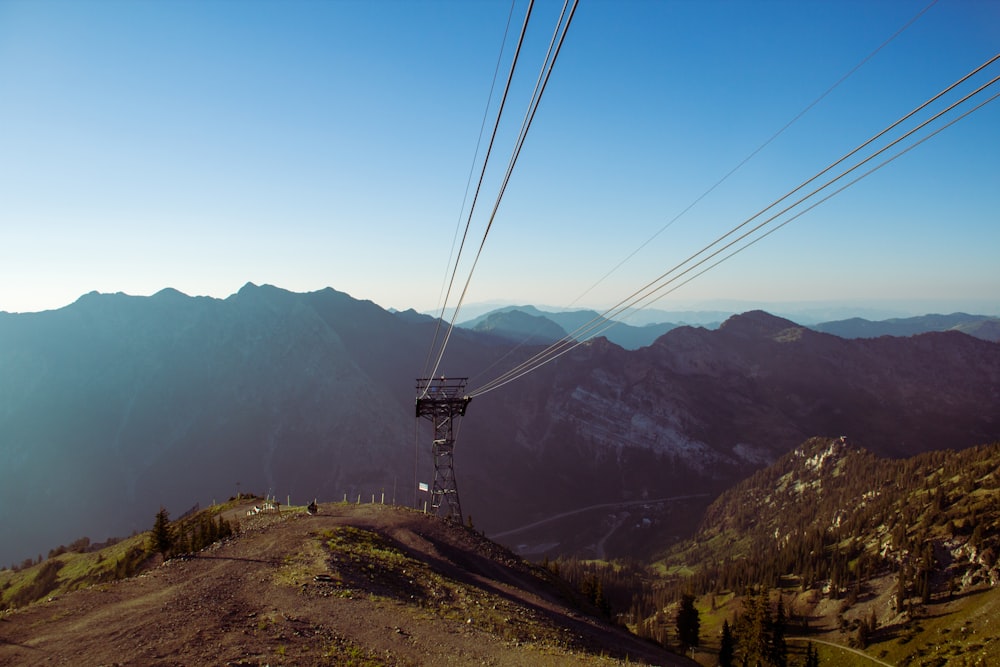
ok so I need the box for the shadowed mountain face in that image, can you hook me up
[0,284,498,565]
[2,289,999,566]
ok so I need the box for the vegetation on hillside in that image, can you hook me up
[620,437,1000,665]
[529,438,1000,665]
[0,499,246,611]
[657,438,1000,598]
[5,437,999,665]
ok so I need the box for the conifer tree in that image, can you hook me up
[804,642,820,667]
[771,596,788,667]
[675,593,700,648]
[718,619,735,667]
[151,507,173,558]
[856,618,870,649]
[736,590,771,666]
[174,524,190,556]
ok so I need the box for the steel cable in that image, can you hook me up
[469,55,1000,397]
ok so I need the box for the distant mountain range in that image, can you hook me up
[459,305,681,350]
[2,285,998,567]
[811,312,1000,341]
[457,306,1000,350]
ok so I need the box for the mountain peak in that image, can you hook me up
[236,281,260,295]
[719,310,802,339]
[152,287,189,301]
[230,282,294,303]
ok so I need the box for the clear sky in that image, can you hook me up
[2,0,998,317]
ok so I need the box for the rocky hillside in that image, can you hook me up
[0,502,692,666]
[500,310,1000,514]
[668,437,1000,592]
[632,437,1000,666]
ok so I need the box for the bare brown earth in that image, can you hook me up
[0,502,693,666]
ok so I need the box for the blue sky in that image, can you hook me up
[1,0,998,317]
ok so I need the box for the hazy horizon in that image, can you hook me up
[2,2,998,317]
[3,282,997,325]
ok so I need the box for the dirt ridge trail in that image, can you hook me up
[0,502,693,666]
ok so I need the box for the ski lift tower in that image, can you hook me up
[415,377,471,522]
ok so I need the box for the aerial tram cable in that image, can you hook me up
[423,0,579,389]
[424,0,578,386]
[422,0,520,382]
[422,0,536,387]
[589,78,1000,343]
[468,53,1000,397]
[470,62,1000,397]
[470,64,1000,396]
[537,45,1000,359]
[466,0,943,388]
[413,0,579,520]
[637,85,1000,318]
[568,0,942,311]
[470,87,1000,397]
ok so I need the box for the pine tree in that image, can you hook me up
[174,525,190,556]
[151,507,173,558]
[804,642,820,667]
[719,619,735,667]
[675,593,700,648]
[894,566,908,613]
[771,596,788,667]
[218,515,232,540]
[737,591,771,666]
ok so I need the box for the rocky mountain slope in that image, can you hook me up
[2,286,999,567]
[0,502,691,666]
[668,437,1000,590]
[634,437,1000,666]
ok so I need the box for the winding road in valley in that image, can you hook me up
[489,494,711,540]
[789,637,895,667]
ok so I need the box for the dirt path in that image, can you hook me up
[0,502,695,667]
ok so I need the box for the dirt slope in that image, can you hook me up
[0,503,692,666]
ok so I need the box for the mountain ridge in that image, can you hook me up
[2,285,999,567]
[456,304,1000,349]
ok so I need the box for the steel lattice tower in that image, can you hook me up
[415,377,471,522]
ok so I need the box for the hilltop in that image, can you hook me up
[0,501,691,666]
